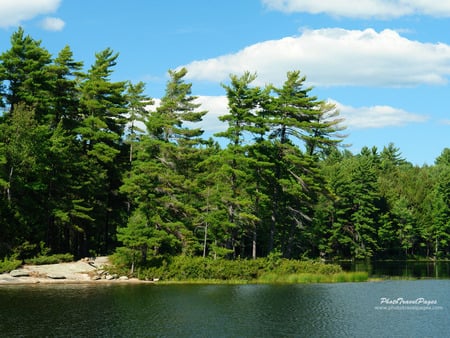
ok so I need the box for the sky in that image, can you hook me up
[0,0,449,165]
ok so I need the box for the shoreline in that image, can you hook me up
[0,257,153,286]
[0,276,151,285]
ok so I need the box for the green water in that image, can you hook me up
[0,281,449,337]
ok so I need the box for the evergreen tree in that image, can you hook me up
[261,71,340,256]
[117,69,208,267]
[48,45,84,129]
[75,48,128,255]
[209,72,264,257]
[0,27,53,122]
[125,81,153,164]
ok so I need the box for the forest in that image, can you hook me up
[0,28,449,269]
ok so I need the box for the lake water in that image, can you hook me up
[1,280,449,337]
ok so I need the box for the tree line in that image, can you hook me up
[0,29,449,267]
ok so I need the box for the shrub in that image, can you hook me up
[136,256,346,283]
[25,253,74,265]
[0,257,22,273]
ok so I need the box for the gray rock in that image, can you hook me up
[10,270,30,277]
[47,274,66,279]
[118,276,129,280]
[105,274,115,280]
[91,275,101,280]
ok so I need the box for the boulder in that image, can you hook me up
[118,276,129,281]
[10,270,30,277]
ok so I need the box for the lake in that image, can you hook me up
[0,280,449,337]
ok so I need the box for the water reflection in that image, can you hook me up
[340,260,450,278]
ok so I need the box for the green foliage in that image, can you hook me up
[0,257,22,273]
[131,256,342,283]
[24,253,74,265]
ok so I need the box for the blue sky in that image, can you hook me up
[0,0,449,165]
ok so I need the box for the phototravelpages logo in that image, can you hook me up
[374,297,443,311]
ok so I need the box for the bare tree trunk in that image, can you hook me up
[7,166,13,201]
[203,223,208,258]
[252,230,257,259]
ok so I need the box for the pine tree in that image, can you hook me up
[117,69,208,266]
[48,45,84,129]
[261,71,340,256]
[0,27,53,122]
[125,81,153,164]
[75,48,128,255]
[210,72,264,257]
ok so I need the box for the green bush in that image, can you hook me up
[25,253,74,265]
[0,257,22,273]
[135,256,345,283]
[271,259,342,275]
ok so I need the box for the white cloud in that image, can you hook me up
[193,96,228,133]
[261,0,450,18]
[194,96,427,132]
[40,16,65,31]
[0,0,61,28]
[332,100,428,129]
[140,96,228,135]
[182,28,450,88]
[137,95,426,135]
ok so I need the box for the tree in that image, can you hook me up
[48,45,84,129]
[0,104,50,250]
[322,151,380,259]
[0,27,53,122]
[147,68,206,145]
[210,72,265,257]
[75,48,128,255]
[117,69,209,265]
[261,71,341,257]
[125,81,153,164]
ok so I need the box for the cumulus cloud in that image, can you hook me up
[261,0,450,18]
[40,16,65,31]
[193,96,228,133]
[182,28,450,88]
[332,100,428,129]
[0,0,61,28]
[136,94,427,135]
[190,96,426,132]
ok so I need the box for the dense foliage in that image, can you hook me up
[0,29,449,268]
[108,253,364,283]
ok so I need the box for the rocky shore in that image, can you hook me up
[0,257,145,284]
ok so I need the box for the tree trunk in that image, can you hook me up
[252,230,257,259]
[7,166,13,201]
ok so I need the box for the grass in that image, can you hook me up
[153,272,369,285]
[257,271,368,284]
[157,279,251,285]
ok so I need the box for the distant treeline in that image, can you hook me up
[0,28,449,267]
